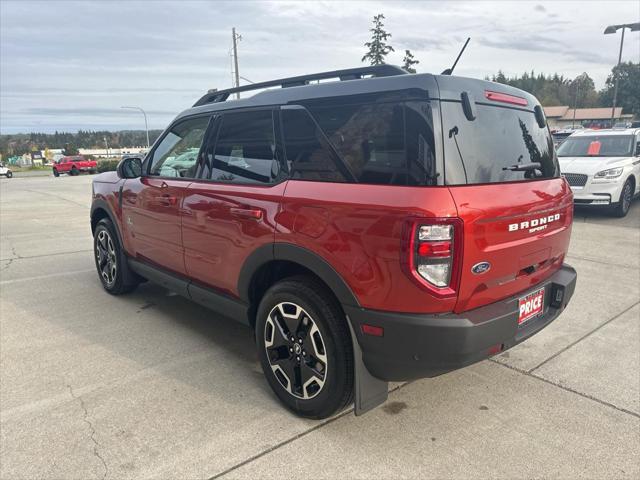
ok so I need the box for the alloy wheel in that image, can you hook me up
[96,230,117,286]
[264,302,328,399]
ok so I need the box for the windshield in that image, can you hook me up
[557,135,634,157]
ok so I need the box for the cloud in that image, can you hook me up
[1,0,639,133]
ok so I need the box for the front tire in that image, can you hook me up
[5,171,11,178]
[93,218,140,294]
[255,276,354,419]
[52,169,59,177]
[612,179,634,217]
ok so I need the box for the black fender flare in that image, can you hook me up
[237,243,360,308]
[90,199,124,248]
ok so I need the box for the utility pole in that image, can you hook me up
[604,22,640,125]
[231,27,241,99]
[104,137,109,158]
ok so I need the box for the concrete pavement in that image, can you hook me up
[1,175,639,479]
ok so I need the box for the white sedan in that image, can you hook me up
[557,128,640,217]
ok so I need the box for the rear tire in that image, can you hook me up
[53,169,59,177]
[255,275,354,419]
[612,179,634,217]
[93,218,140,295]
[5,171,11,178]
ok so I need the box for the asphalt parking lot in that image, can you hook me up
[1,174,639,479]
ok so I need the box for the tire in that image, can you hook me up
[89,169,97,174]
[93,218,140,295]
[612,178,634,218]
[5,171,11,178]
[53,168,59,177]
[255,275,354,419]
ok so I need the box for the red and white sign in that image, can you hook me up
[518,288,545,325]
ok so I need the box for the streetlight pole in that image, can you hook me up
[121,106,150,149]
[604,22,640,125]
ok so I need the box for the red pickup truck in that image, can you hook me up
[53,156,97,177]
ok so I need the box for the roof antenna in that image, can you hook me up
[441,37,470,75]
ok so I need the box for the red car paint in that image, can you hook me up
[93,174,572,315]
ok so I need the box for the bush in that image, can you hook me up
[97,159,119,173]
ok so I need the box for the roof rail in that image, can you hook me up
[193,65,407,107]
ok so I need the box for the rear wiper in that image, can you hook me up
[502,162,541,172]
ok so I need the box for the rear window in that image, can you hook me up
[556,135,635,157]
[441,102,559,185]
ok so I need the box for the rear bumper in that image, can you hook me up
[345,264,577,382]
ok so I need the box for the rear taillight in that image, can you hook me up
[403,218,462,298]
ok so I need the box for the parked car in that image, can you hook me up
[558,128,640,217]
[53,155,97,177]
[91,66,577,418]
[0,162,12,178]
[551,126,583,148]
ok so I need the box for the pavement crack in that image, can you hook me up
[528,301,640,374]
[67,384,108,480]
[489,359,640,419]
[0,246,21,273]
[209,382,411,479]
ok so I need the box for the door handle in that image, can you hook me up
[159,194,178,206]
[229,207,263,220]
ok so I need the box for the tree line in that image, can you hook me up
[0,129,162,158]
[361,13,639,117]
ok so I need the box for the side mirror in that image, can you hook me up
[117,157,142,179]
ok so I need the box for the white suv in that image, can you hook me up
[557,128,640,217]
[0,162,13,179]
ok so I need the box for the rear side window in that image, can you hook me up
[304,100,437,186]
[208,110,280,184]
[441,102,559,185]
[281,108,347,183]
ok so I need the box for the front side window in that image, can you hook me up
[207,110,280,184]
[149,116,210,178]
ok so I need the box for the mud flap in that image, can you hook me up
[346,317,388,415]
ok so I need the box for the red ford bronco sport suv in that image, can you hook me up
[53,155,97,176]
[91,66,576,419]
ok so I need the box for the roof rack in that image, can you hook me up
[193,65,407,107]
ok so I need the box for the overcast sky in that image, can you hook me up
[1,0,639,134]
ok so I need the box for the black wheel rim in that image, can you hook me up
[95,230,117,286]
[622,183,632,212]
[264,302,327,399]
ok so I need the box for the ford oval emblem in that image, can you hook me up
[472,262,491,275]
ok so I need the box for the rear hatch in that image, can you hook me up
[435,76,573,313]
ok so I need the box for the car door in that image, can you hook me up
[121,114,212,276]
[182,108,287,297]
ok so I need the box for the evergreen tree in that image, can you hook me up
[402,49,419,73]
[599,62,640,117]
[362,14,394,66]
